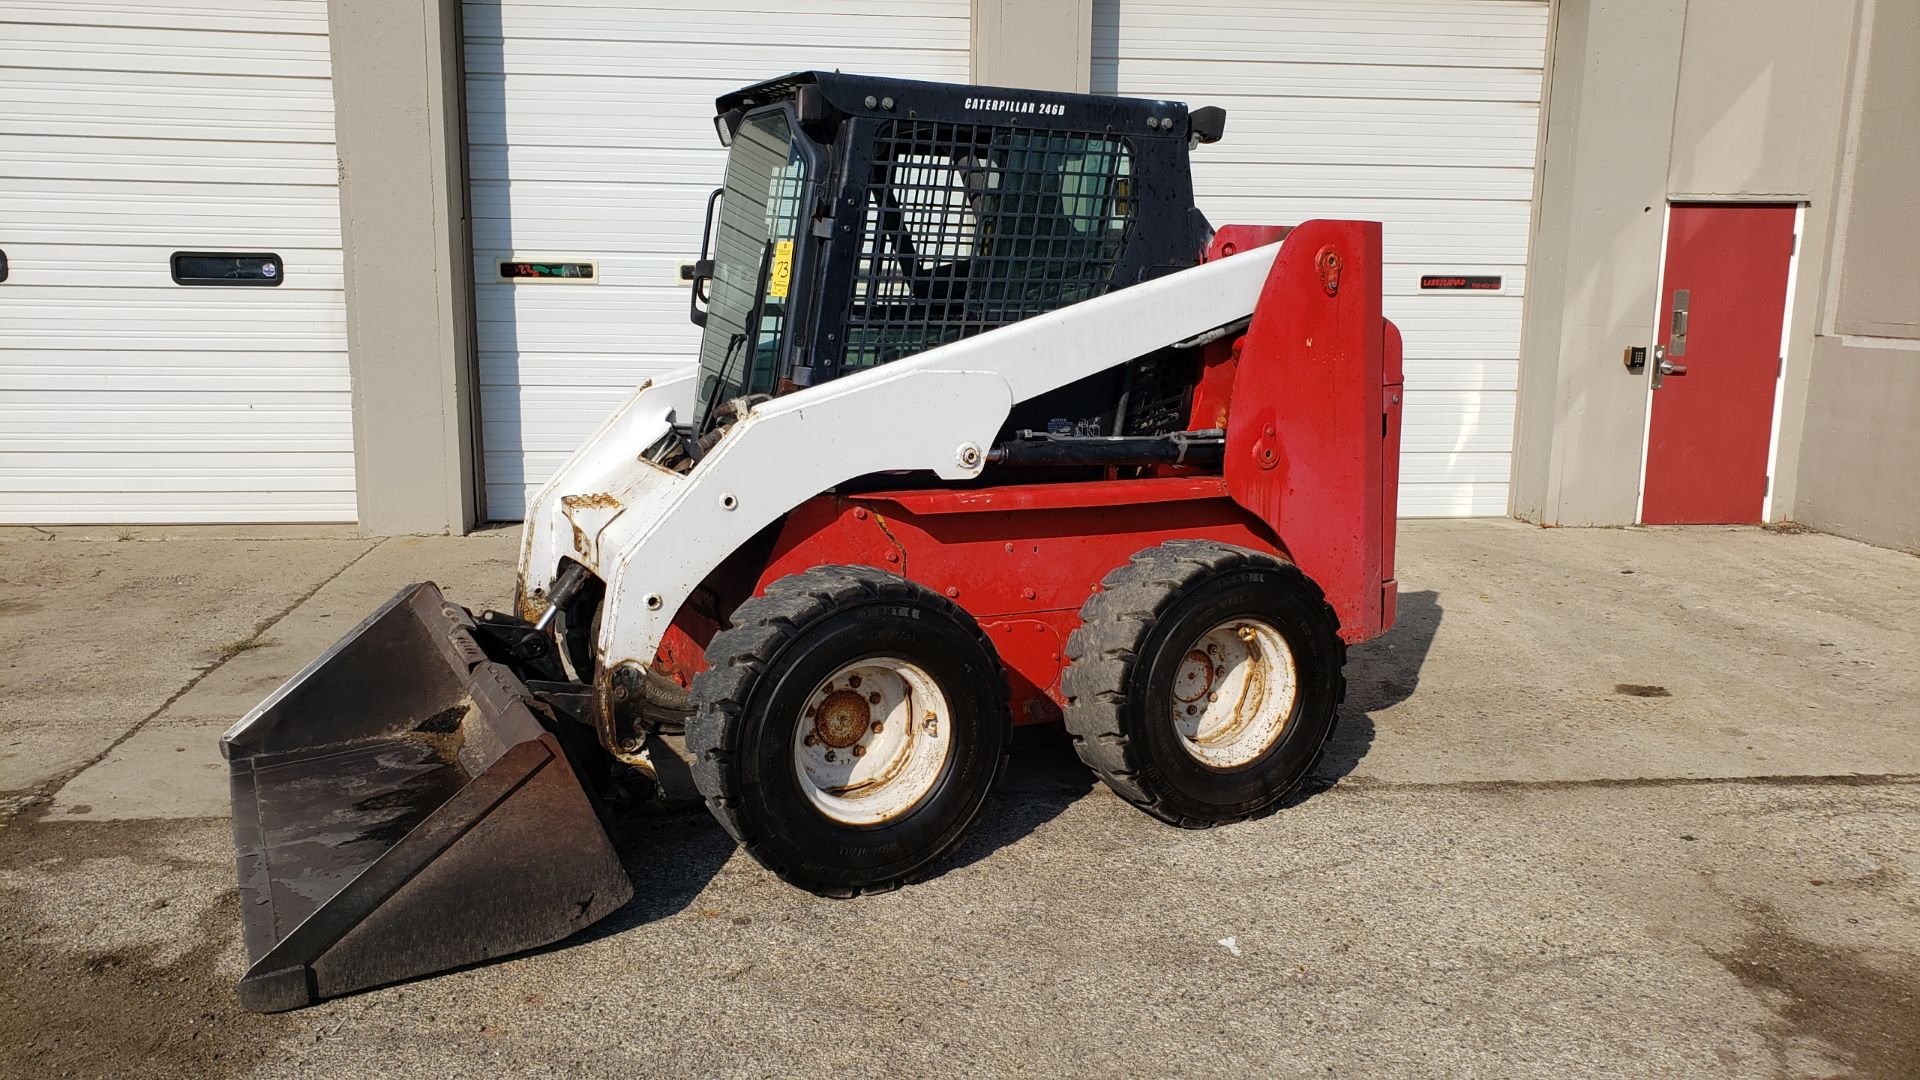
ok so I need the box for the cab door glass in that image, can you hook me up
[696,109,809,418]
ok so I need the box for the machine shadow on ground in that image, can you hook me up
[514,803,737,961]
[944,724,1100,874]
[528,591,1443,962]
[531,727,1102,957]
[1308,588,1443,793]
[559,721,1103,947]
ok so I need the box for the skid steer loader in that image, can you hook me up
[222,71,1403,1011]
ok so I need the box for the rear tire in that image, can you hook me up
[688,565,1011,896]
[1062,540,1344,827]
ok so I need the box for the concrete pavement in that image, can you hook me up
[1,520,1915,1077]
[36,530,520,821]
[0,527,374,798]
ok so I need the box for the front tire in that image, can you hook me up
[688,565,1011,896]
[1062,540,1344,827]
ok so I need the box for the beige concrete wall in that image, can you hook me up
[1511,0,1686,526]
[1794,339,1920,550]
[327,0,479,536]
[1665,0,1857,200]
[972,0,1093,92]
[1827,0,1920,340]
[1665,0,1857,520]
[1514,0,1863,527]
[1792,0,1920,551]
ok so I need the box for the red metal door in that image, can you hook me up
[1641,204,1795,524]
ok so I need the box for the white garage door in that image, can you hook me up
[465,0,970,519]
[0,1,354,524]
[1094,0,1548,516]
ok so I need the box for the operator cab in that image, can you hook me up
[678,71,1227,462]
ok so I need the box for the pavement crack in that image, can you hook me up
[4,538,391,823]
[1323,773,1920,795]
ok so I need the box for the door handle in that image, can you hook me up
[1651,344,1687,388]
[688,186,723,327]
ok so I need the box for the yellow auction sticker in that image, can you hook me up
[769,240,793,298]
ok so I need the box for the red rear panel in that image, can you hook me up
[1380,318,1403,629]
[1219,220,1390,643]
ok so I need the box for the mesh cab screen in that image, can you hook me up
[841,121,1134,370]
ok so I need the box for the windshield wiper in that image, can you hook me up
[700,238,778,433]
[701,332,747,434]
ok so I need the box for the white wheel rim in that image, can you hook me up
[793,656,953,826]
[1169,617,1299,769]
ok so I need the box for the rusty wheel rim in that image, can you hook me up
[793,657,952,826]
[1169,618,1298,769]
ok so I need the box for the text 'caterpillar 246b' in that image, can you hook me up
[220,70,1402,1011]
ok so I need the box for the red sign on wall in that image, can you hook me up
[1418,274,1502,291]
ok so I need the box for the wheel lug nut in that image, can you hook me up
[848,674,862,689]
[804,732,817,746]
[1207,693,1217,702]
[868,691,882,704]
[852,745,866,757]
[1186,705,1198,715]
[824,750,836,762]
[871,722,884,734]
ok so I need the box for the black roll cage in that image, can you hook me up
[701,72,1216,401]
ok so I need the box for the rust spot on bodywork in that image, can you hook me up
[516,587,546,625]
[1316,245,1342,295]
[515,518,541,621]
[560,492,623,562]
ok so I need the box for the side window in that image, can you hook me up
[1057,143,1133,237]
[842,122,1134,371]
[758,149,808,328]
[974,133,1133,309]
[869,153,980,273]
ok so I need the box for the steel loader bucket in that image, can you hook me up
[220,583,633,1012]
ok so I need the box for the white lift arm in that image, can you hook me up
[515,240,1282,674]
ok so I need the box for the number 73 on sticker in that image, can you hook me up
[768,240,793,298]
